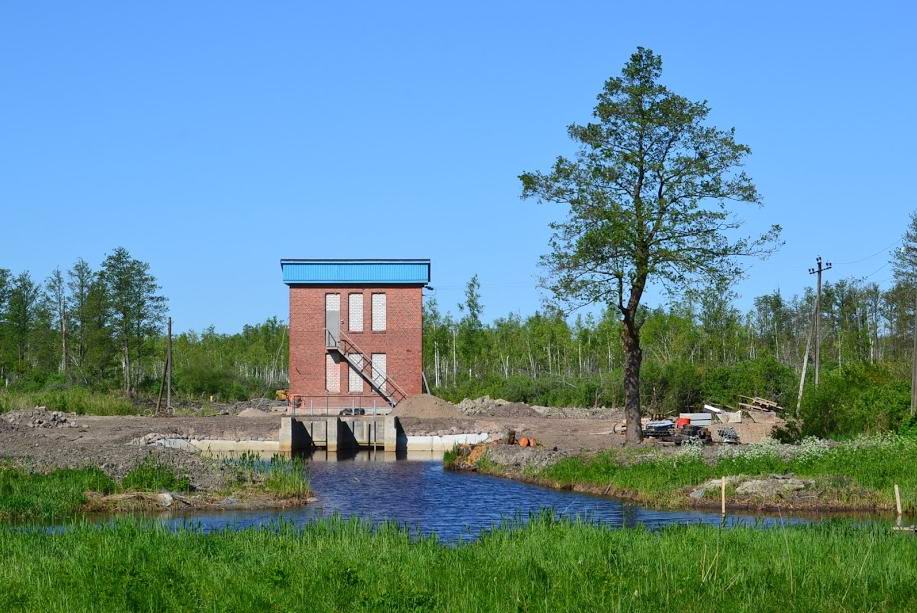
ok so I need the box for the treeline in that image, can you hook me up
[0,249,287,402]
[424,273,916,437]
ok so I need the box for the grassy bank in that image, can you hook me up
[451,435,917,513]
[0,518,915,611]
[0,455,310,522]
[0,388,137,415]
[0,458,191,522]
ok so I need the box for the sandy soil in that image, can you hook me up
[0,409,282,490]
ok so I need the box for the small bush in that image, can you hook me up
[799,364,910,438]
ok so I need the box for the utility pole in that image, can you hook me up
[166,317,173,414]
[808,256,831,386]
[156,317,174,415]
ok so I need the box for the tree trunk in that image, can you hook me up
[60,315,68,375]
[621,319,643,445]
[123,344,132,396]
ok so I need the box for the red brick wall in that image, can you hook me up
[288,285,423,405]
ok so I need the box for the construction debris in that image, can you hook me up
[737,396,784,413]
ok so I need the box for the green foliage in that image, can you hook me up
[0,465,115,522]
[799,364,911,438]
[434,357,798,417]
[173,361,250,400]
[0,518,915,611]
[121,456,191,493]
[224,453,310,499]
[0,388,135,415]
[262,456,310,499]
[541,435,917,511]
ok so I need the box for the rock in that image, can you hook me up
[689,476,738,499]
[155,492,174,508]
[735,475,810,497]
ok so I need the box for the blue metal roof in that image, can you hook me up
[280,259,431,286]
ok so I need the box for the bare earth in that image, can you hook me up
[1,396,780,488]
[0,410,283,490]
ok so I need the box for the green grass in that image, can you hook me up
[0,517,915,611]
[539,435,917,511]
[0,465,116,522]
[121,456,191,493]
[0,388,137,416]
[224,452,311,499]
[0,458,190,522]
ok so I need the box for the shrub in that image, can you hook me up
[799,364,910,438]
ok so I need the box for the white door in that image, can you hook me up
[325,293,340,346]
[371,353,386,392]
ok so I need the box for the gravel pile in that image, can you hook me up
[1,408,81,429]
[457,396,541,418]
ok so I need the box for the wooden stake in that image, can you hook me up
[721,477,726,516]
[895,484,902,517]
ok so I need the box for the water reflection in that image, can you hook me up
[164,452,805,542]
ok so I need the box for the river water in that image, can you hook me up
[161,453,804,542]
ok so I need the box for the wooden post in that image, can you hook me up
[895,484,902,517]
[166,317,173,414]
[808,257,831,387]
[721,477,726,516]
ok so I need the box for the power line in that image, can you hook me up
[861,262,889,280]
[833,241,898,266]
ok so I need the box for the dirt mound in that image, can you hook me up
[457,396,541,418]
[392,394,461,418]
[237,408,269,417]
[1,408,80,429]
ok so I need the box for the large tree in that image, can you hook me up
[520,48,780,443]
[6,272,41,371]
[891,210,917,417]
[100,247,167,395]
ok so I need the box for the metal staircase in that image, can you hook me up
[325,329,407,407]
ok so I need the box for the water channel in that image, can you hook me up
[160,452,806,542]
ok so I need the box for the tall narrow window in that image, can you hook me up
[371,353,387,392]
[348,353,363,393]
[348,293,363,332]
[325,354,340,393]
[371,293,386,331]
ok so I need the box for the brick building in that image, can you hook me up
[281,259,431,412]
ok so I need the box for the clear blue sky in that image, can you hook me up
[2,1,915,332]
